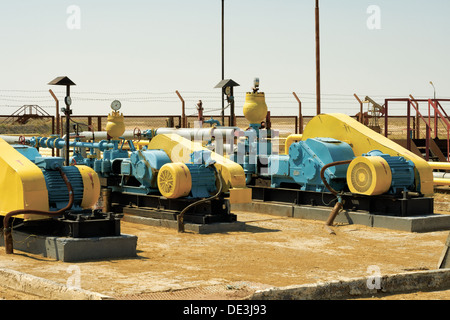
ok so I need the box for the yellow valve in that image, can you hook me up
[157,163,192,199]
[243,92,268,124]
[106,111,125,140]
[347,156,392,196]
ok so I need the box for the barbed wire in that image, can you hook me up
[0,89,447,116]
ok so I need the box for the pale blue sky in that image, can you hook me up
[0,0,449,117]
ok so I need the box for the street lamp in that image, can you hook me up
[48,76,76,166]
[315,0,321,115]
[430,81,436,101]
[221,0,225,126]
[215,79,240,126]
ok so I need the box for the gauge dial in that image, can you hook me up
[111,100,121,111]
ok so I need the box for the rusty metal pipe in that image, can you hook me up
[3,167,74,254]
[319,160,352,196]
[177,166,223,233]
[320,160,352,234]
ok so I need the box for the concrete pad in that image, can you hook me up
[232,201,450,233]
[122,214,246,234]
[248,269,450,300]
[0,268,112,300]
[0,230,138,262]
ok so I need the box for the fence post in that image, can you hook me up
[354,94,364,123]
[409,95,420,139]
[292,92,303,134]
[176,90,186,128]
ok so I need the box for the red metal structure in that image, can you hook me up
[384,98,450,162]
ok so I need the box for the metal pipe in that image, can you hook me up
[354,94,363,123]
[324,201,343,235]
[101,188,112,213]
[0,135,22,144]
[434,172,450,179]
[3,167,74,254]
[65,86,71,166]
[319,159,353,234]
[429,162,450,171]
[70,130,137,141]
[434,178,450,186]
[293,92,303,134]
[320,160,352,196]
[284,134,303,155]
[176,90,186,128]
[177,165,223,233]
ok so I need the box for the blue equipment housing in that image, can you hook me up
[363,150,415,194]
[188,150,218,198]
[269,138,355,192]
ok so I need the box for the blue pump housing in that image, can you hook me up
[269,138,355,192]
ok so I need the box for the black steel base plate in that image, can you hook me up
[109,192,237,225]
[10,210,123,238]
[250,185,434,217]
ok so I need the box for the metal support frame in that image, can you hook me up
[250,185,434,218]
[109,191,237,225]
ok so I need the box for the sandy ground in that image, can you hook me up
[0,191,450,301]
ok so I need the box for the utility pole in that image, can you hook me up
[221,0,225,126]
[315,0,321,115]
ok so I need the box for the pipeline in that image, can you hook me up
[3,167,74,254]
[320,160,352,235]
[177,165,223,233]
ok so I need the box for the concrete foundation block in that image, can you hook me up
[232,201,450,233]
[122,214,246,234]
[0,230,138,262]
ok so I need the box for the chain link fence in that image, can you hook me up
[2,114,449,146]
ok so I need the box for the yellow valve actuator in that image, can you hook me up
[347,156,392,196]
[157,163,192,199]
[106,111,125,140]
[243,92,268,124]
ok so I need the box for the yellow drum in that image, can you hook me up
[157,163,192,199]
[347,156,392,196]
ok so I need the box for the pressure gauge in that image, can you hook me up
[224,86,231,96]
[65,96,72,106]
[111,100,121,111]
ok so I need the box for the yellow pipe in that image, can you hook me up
[428,162,450,171]
[285,134,303,155]
[434,178,450,186]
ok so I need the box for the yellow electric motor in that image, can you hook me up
[347,156,392,196]
[157,163,192,199]
[243,92,268,124]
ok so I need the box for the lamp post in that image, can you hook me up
[215,79,240,126]
[48,76,76,166]
[315,0,321,115]
[221,0,225,126]
[430,81,436,101]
